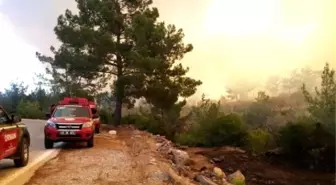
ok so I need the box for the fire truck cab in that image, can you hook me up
[44,97,99,149]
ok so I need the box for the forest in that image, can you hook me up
[0,0,335,173]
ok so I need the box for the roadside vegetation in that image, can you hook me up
[0,0,334,175]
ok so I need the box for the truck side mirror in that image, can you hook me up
[45,113,51,119]
[11,115,21,123]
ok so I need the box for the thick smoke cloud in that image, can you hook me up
[0,0,76,54]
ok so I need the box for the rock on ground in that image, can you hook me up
[227,170,245,185]
[170,149,190,167]
[213,167,225,178]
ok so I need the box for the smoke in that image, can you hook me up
[0,0,334,99]
[0,0,76,54]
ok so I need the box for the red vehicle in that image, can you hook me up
[88,101,101,133]
[44,97,99,149]
[0,105,30,167]
[49,99,100,133]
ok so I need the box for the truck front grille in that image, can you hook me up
[56,124,82,130]
[56,133,81,137]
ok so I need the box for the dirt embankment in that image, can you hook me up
[185,147,335,185]
[25,126,195,185]
[25,126,335,185]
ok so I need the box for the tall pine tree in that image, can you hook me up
[37,0,201,124]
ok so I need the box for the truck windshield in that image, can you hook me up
[53,106,90,118]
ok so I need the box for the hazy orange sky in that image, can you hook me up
[0,0,335,99]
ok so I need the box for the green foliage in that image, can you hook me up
[278,121,314,156]
[120,101,192,139]
[176,97,247,147]
[243,91,274,127]
[0,81,57,119]
[278,120,335,170]
[205,113,246,146]
[99,109,114,125]
[36,0,201,125]
[245,128,273,155]
[192,95,223,121]
[35,57,98,101]
[0,82,28,113]
[177,108,246,147]
[16,99,44,119]
[121,114,164,135]
[0,5,333,172]
[302,62,335,134]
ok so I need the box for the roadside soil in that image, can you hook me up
[25,126,193,185]
[185,147,335,185]
[25,126,335,185]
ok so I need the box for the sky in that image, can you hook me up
[0,0,335,99]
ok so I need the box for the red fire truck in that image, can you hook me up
[0,105,30,167]
[44,97,100,149]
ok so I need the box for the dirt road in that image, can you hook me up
[25,127,192,185]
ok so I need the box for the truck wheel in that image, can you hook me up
[87,136,94,148]
[14,137,29,167]
[44,138,54,149]
[95,126,100,134]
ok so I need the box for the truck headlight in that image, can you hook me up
[82,121,93,128]
[45,120,56,128]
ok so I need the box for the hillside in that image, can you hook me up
[25,126,335,185]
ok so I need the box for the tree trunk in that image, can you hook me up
[114,50,123,125]
[113,27,124,125]
[114,79,123,125]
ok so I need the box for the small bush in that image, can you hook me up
[176,113,247,147]
[175,133,199,147]
[278,121,315,158]
[278,121,335,171]
[122,114,164,135]
[245,128,273,155]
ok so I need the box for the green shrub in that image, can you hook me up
[177,113,247,147]
[278,121,315,158]
[175,133,199,147]
[99,109,114,125]
[278,121,335,171]
[122,114,164,135]
[245,128,273,155]
[16,99,44,119]
[204,113,246,146]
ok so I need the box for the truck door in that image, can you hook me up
[0,125,5,159]
[0,107,19,158]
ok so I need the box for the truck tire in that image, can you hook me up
[87,135,94,148]
[95,126,100,134]
[44,137,54,149]
[14,137,29,167]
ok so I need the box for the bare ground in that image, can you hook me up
[185,147,336,185]
[25,127,193,185]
